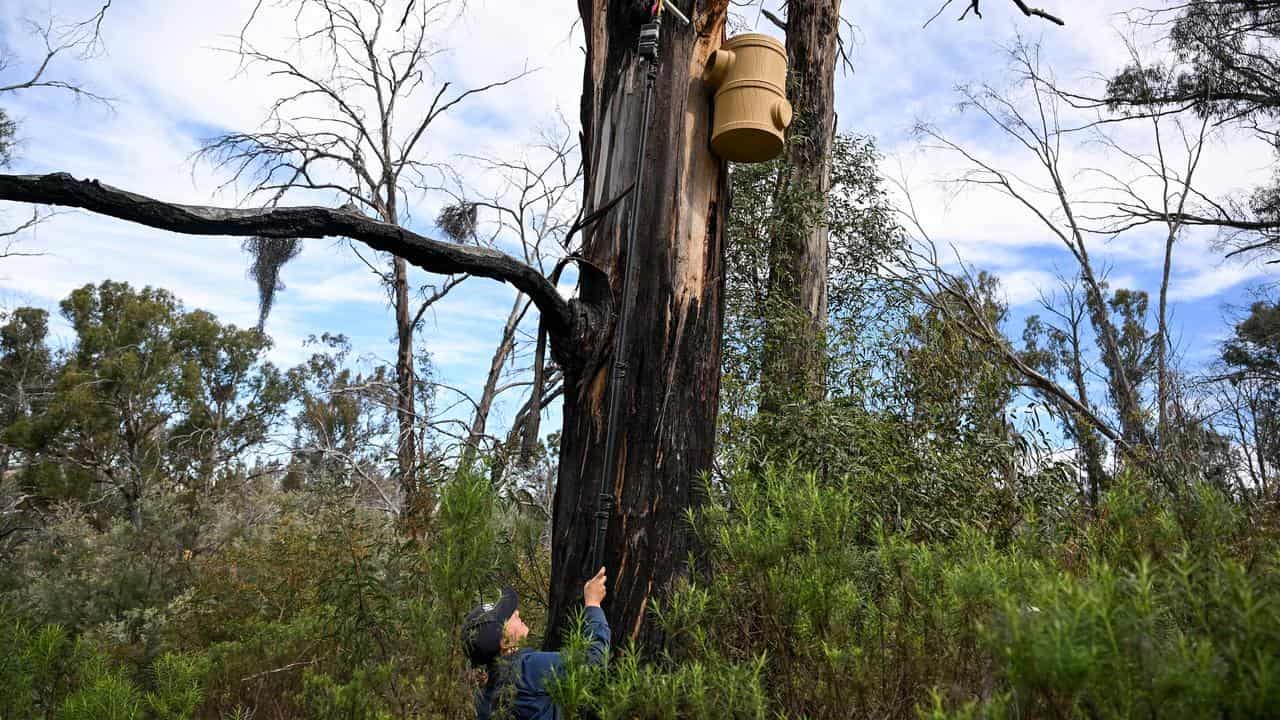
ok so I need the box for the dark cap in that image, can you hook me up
[461,587,518,667]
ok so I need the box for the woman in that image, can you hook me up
[461,568,611,720]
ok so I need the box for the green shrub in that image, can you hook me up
[0,608,204,720]
[5,455,1278,720]
[637,463,1280,719]
[546,613,769,720]
[170,472,537,719]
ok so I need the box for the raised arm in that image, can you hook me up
[581,567,611,666]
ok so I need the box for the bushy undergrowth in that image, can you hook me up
[0,609,206,720]
[1,474,544,719]
[545,462,1280,719]
[3,465,1278,719]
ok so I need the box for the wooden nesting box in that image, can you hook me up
[704,33,793,163]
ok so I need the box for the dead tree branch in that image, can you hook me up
[0,1,113,100]
[927,0,1063,27]
[0,172,575,338]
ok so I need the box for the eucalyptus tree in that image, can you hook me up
[749,0,1064,417]
[754,0,845,411]
[906,43,1153,464]
[1100,1,1280,262]
[1212,299,1280,500]
[2,282,292,531]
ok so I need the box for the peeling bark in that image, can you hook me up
[547,0,729,649]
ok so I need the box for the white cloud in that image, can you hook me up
[998,268,1057,307]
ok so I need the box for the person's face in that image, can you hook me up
[502,610,529,650]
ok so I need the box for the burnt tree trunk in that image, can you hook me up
[546,0,730,648]
[760,0,840,411]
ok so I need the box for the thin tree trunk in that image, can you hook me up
[547,0,729,649]
[1157,231,1173,443]
[1063,290,1108,508]
[1246,390,1271,499]
[393,256,422,516]
[760,0,840,411]
[520,324,551,464]
[461,296,531,469]
[1068,350,1107,509]
[386,180,422,526]
[490,326,558,487]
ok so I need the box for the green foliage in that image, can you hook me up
[0,607,204,720]
[144,653,208,720]
[3,388,1278,720]
[1223,299,1280,381]
[3,282,292,528]
[719,131,1054,541]
[2,276,1277,720]
[1106,1,1279,123]
[0,107,14,167]
[4,496,197,646]
[283,333,396,493]
[632,462,1280,719]
[726,263,1066,541]
[165,471,535,719]
[1105,1,1280,260]
[0,306,52,429]
[722,132,903,421]
[547,612,769,720]
[898,272,1013,444]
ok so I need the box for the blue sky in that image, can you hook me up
[0,0,1276,444]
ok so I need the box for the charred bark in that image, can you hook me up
[546,0,729,649]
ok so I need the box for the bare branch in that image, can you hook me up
[0,172,575,337]
[761,8,786,31]
[0,1,114,103]
[927,0,1064,27]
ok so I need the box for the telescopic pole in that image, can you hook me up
[590,18,661,575]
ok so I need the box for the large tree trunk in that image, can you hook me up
[546,0,730,649]
[760,0,840,411]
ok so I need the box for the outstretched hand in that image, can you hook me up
[583,567,607,608]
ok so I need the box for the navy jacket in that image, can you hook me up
[476,606,611,720]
